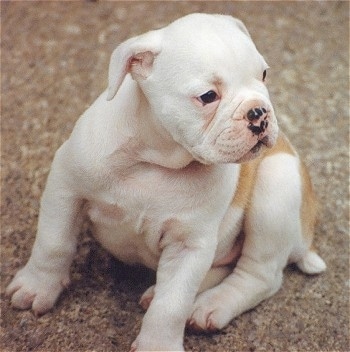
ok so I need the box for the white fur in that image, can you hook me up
[6,14,325,352]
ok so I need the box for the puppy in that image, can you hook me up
[7,13,326,351]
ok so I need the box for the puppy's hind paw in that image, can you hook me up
[296,250,327,275]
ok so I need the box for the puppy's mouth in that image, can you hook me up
[250,133,270,149]
[250,140,264,154]
[192,138,268,165]
[235,136,271,163]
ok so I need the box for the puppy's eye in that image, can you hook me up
[262,70,267,82]
[197,90,218,105]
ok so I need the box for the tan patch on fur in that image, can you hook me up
[231,159,260,209]
[300,161,318,247]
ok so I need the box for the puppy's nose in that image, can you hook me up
[246,107,269,136]
[247,107,267,121]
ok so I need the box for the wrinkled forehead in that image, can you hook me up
[156,15,266,84]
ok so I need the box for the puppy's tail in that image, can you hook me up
[296,250,327,275]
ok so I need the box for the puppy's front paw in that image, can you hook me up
[188,287,233,332]
[6,264,69,315]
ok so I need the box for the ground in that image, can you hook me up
[1,1,349,351]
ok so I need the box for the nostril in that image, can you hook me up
[247,109,258,121]
[247,107,266,121]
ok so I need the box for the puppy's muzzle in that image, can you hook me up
[191,98,278,164]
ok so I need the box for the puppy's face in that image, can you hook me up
[108,14,278,164]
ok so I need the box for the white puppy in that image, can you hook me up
[7,13,326,351]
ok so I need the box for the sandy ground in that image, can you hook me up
[1,1,349,351]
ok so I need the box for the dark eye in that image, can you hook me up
[262,70,267,82]
[198,90,218,105]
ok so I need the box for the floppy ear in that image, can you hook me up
[106,29,163,101]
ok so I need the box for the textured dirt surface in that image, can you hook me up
[1,2,349,352]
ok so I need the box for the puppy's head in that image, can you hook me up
[107,13,278,164]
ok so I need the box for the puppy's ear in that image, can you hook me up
[107,29,162,101]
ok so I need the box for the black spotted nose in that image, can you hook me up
[247,107,267,121]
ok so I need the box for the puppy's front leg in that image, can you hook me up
[190,154,325,331]
[132,221,217,352]
[6,144,83,315]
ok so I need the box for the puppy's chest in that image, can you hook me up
[88,162,231,231]
[86,163,237,267]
